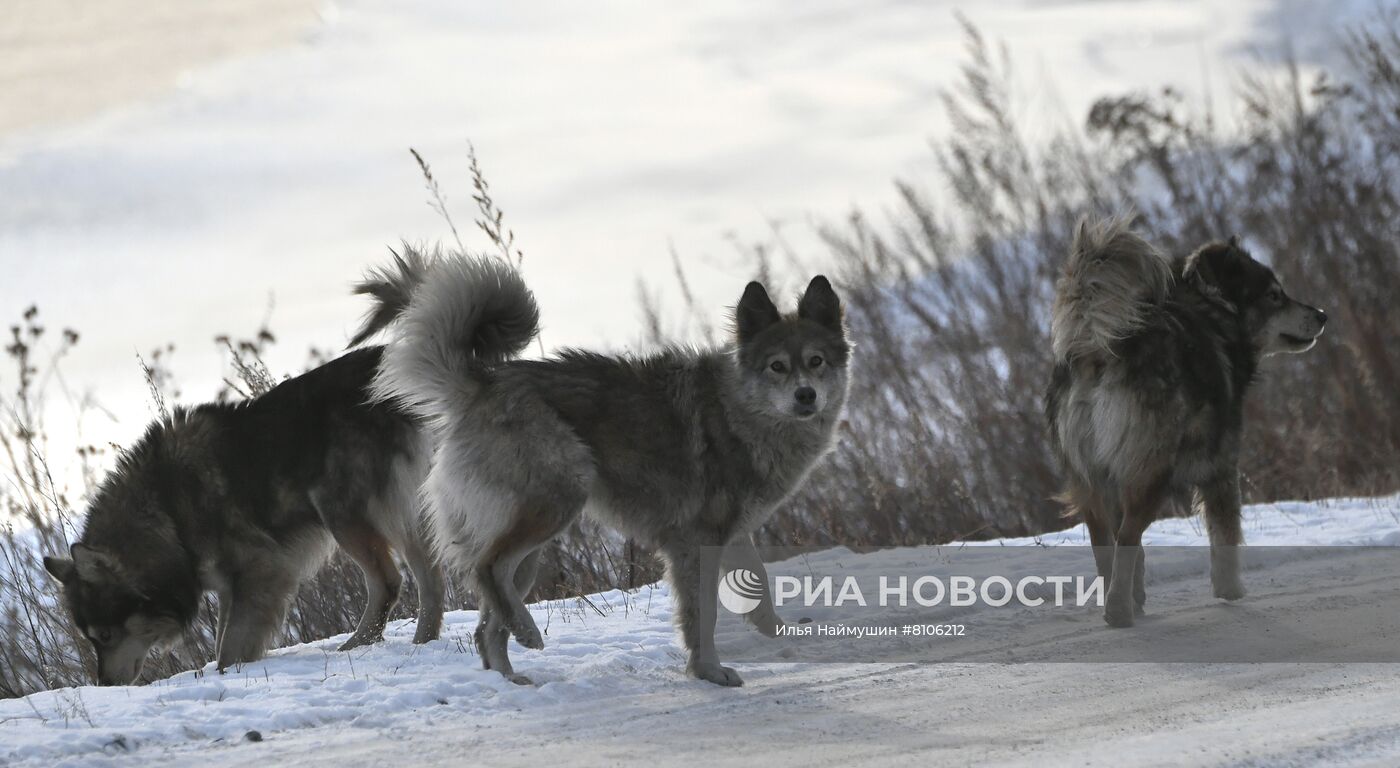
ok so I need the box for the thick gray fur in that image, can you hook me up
[358,247,851,686]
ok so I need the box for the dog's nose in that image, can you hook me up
[794,387,816,405]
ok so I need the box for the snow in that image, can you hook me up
[4,493,1400,766]
[994,494,1400,547]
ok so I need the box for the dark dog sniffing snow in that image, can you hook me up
[44,348,444,685]
[1046,216,1326,627]
[354,247,851,686]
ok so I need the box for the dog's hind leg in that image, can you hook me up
[1133,546,1147,615]
[1199,473,1246,601]
[1072,485,1116,582]
[663,540,742,687]
[473,500,580,655]
[1085,503,1147,614]
[1085,513,1114,579]
[401,532,445,644]
[474,546,544,685]
[475,543,544,651]
[474,606,506,672]
[1104,481,1166,628]
[331,521,403,651]
[722,535,784,637]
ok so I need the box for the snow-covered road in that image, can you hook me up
[4,495,1400,767]
[186,660,1400,768]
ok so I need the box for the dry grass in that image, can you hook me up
[746,11,1400,548]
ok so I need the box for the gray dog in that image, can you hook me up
[352,247,851,686]
[44,347,444,685]
[1047,216,1326,627]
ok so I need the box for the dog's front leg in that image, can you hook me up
[665,542,743,686]
[216,578,294,672]
[1200,473,1246,600]
[214,588,233,660]
[722,534,785,637]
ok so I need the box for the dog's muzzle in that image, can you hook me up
[793,386,817,417]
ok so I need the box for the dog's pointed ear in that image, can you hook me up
[69,543,117,584]
[1184,242,1243,309]
[1187,244,1237,284]
[798,275,843,334]
[736,281,781,343]
[43,555,77,585]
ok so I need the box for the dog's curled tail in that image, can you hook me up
[1051,215,1172,362]
[353,245,539,422]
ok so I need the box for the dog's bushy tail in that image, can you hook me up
[1051,214,1172,362]
[349,246,434,348]
[353,245,539,423]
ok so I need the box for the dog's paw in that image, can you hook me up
[748,612,786,638]
[512,623,545,650]
[337,632,381,652]
[688,662,744,687]
[502,671,535,686]
[1213,581,1247,601]
[1103,604,1136,628]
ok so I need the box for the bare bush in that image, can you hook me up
[747,11,1400,549]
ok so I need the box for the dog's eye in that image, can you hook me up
[808,355,823,368]
[769,361,788,373]
[95,629,112,645]
[1268,288,1284,305]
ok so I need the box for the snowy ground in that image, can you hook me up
[4,494,1400,767]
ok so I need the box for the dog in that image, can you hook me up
[43,346,444,685]
[1046,215,1326,627]
[352,246,850,686]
